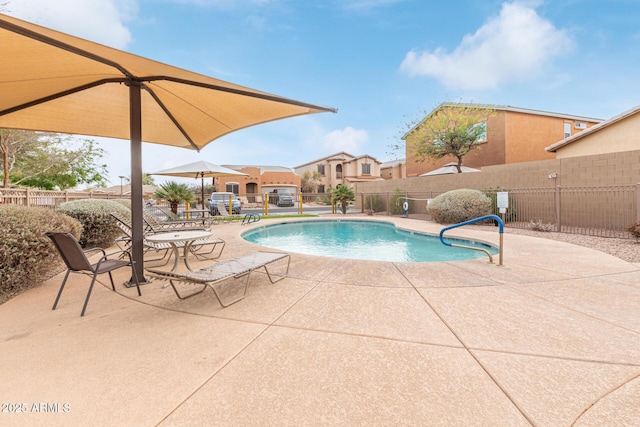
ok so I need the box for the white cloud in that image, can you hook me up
[322,127,369,153]
[5,0,135,48]
[399,1,574,90]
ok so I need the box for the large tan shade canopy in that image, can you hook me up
[0,13,334,148]
[0,13,335,280]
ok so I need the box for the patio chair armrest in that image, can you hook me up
[89,249,134,267]
[83,247,107,257]
[103,249,134,261]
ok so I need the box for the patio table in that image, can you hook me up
[145,230,213,273]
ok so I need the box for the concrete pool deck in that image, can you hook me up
[1,215,639,426]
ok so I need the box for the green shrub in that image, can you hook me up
[316,195,331,204]
[0,205,82,302]
[389,188,405,215]
[364,193,384,212]
[56,199,130,248]
[428,189,491,224]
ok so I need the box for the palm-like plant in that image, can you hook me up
[332,184,355,214]
[154,181,195,214]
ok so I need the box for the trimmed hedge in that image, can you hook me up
[0,205,82,302]
[56,199,130,248]
[428,189,491,224]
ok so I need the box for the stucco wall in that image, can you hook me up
[505,111,561,164]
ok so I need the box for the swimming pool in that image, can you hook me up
[241,220,498,262]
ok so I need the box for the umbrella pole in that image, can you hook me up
[201,173,205,210]
[128,81,149,285]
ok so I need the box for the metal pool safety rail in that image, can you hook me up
[242,213,261,225]
[439,215,504,265]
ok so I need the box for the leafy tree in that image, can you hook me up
[154,181,195,214]
[331,184,355,214]
[301,170,323,193]
[404,102,495,173]
[1,129,108,189]
[0,129,37,188]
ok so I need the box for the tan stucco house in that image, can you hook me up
[545,105,640,158]
[403,103,602,177]
[294,152,383,192]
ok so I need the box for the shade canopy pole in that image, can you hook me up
[129,80,147,284]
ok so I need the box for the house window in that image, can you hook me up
[317,165,325,175]
[318,185,325,193]
[225,183,239,195]
[336,164,343,179]
[362,163,371,175]
[470,121,487,142]
[564,122,571,138]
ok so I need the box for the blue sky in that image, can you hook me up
[5,0,640,187]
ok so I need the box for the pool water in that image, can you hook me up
[241,220,498,262]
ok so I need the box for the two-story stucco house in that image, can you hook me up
[294,152,383,192]
[403,103,602,177]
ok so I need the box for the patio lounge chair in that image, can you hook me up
[110,212,225,265]
[214,201,242,223]
[144,209,219,230]
[45,232,141,316]
[146,251,290,307]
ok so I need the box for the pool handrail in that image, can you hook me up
[439,214,504,265]
[242,213,261,225]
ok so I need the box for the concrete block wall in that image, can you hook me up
[354,150,640,233]
[356,150,640,195]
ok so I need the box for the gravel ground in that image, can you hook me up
[468,225,640,264]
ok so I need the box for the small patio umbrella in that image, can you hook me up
[151,161,248,210]
[420,162,481,176]
[0,13,335,280]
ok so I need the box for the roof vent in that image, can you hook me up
[574,122,587,129]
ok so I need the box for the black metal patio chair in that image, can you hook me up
[45,232,141,316]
